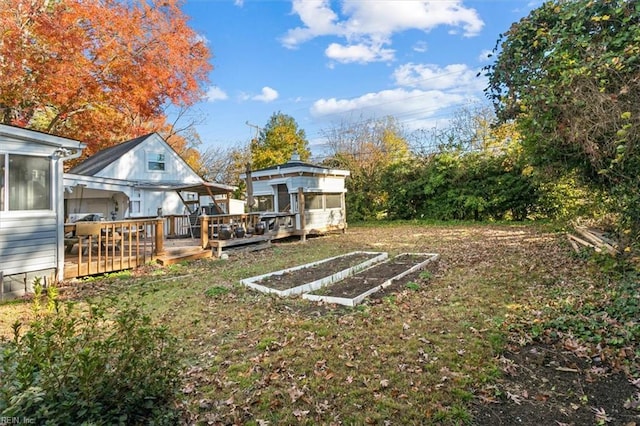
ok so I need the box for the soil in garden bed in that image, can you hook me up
[309,253,434,298]
[254,252,381,291]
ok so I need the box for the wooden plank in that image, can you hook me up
[567,234,601,252]
[574,226,617,254]
[567,234,581,253]
[210,235,272,257]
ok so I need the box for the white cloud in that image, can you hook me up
[282,0,484,63]
[392,63,485,92]
[309,60,488,132]
[252,86,279,102]
[338,0,483,37]
[478,49,493,62]
[413,41,428,53]
[310,88,467,123]
[325,42,394,64]
[280,0,340,48]
[205,86,228,102]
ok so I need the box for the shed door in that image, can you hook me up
[277,184,290,212]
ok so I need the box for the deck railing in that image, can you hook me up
[63,213,304,278]
[64,218,164,278]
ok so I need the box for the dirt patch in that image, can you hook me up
[309,253,434,298]
[472,343,640,425]
[253,251,381,290]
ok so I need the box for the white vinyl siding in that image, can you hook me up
[0,213,57,275]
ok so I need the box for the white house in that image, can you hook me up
[0,124,85,298]
[241,153,350,235]
[65,133,237,221]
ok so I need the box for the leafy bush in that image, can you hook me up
[384,151,540,221]
[0,283,181,424]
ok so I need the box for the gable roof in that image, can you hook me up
[69,134,151,176]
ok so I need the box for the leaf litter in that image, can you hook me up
[2,223,638,424]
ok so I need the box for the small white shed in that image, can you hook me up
[241,154,350,235]
[0,124,85,298]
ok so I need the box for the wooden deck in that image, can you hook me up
[62,213,303,279]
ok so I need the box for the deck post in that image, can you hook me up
[155,219,164,255]
[201,216,210,249]
[168,215,176,237]
[298,187,306,242]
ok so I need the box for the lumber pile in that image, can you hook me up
[566,226,619,254]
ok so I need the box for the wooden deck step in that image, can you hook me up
[210,235,272,257]
[156,247,212,265]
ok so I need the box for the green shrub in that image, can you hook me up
[0,287,181,425]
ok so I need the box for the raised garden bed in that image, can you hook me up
[240,251,388,296]
[303,253,439,306]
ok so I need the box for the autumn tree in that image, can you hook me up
[484,0,640,243]
[321,116,410,220]
[0,0,211,156]
[250,112,310,169]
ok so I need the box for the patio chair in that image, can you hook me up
[75,222,103,254]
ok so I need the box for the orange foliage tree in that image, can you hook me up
[0,0,211,156]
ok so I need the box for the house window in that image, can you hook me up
[129,201,141,214]
[325,194,342,209]
[0,154,51,211]
[129,190,141,215]
[256,195,274,212]
[0,154,4,211]
[148,153,165,171]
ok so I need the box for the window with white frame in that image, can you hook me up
[0,154,4,211]
[0,153,51,211]
[147,152,166,171]
[325,194,342,209]
[305,193,323,210]
[129,190,141,214]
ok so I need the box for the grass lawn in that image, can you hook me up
[2,222,637,424]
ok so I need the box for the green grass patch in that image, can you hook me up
[205,285,230,298]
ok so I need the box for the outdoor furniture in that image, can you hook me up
[65,222,122,254]
[65,222,101,254]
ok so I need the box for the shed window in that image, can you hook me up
[325,194,342,209]
[148,153,166,171]
[0,154,51,211]
[305,193,323,210]
[256,195,274,212]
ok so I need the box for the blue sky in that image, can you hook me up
[177,0,542,156]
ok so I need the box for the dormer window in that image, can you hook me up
[148,153,165,171]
